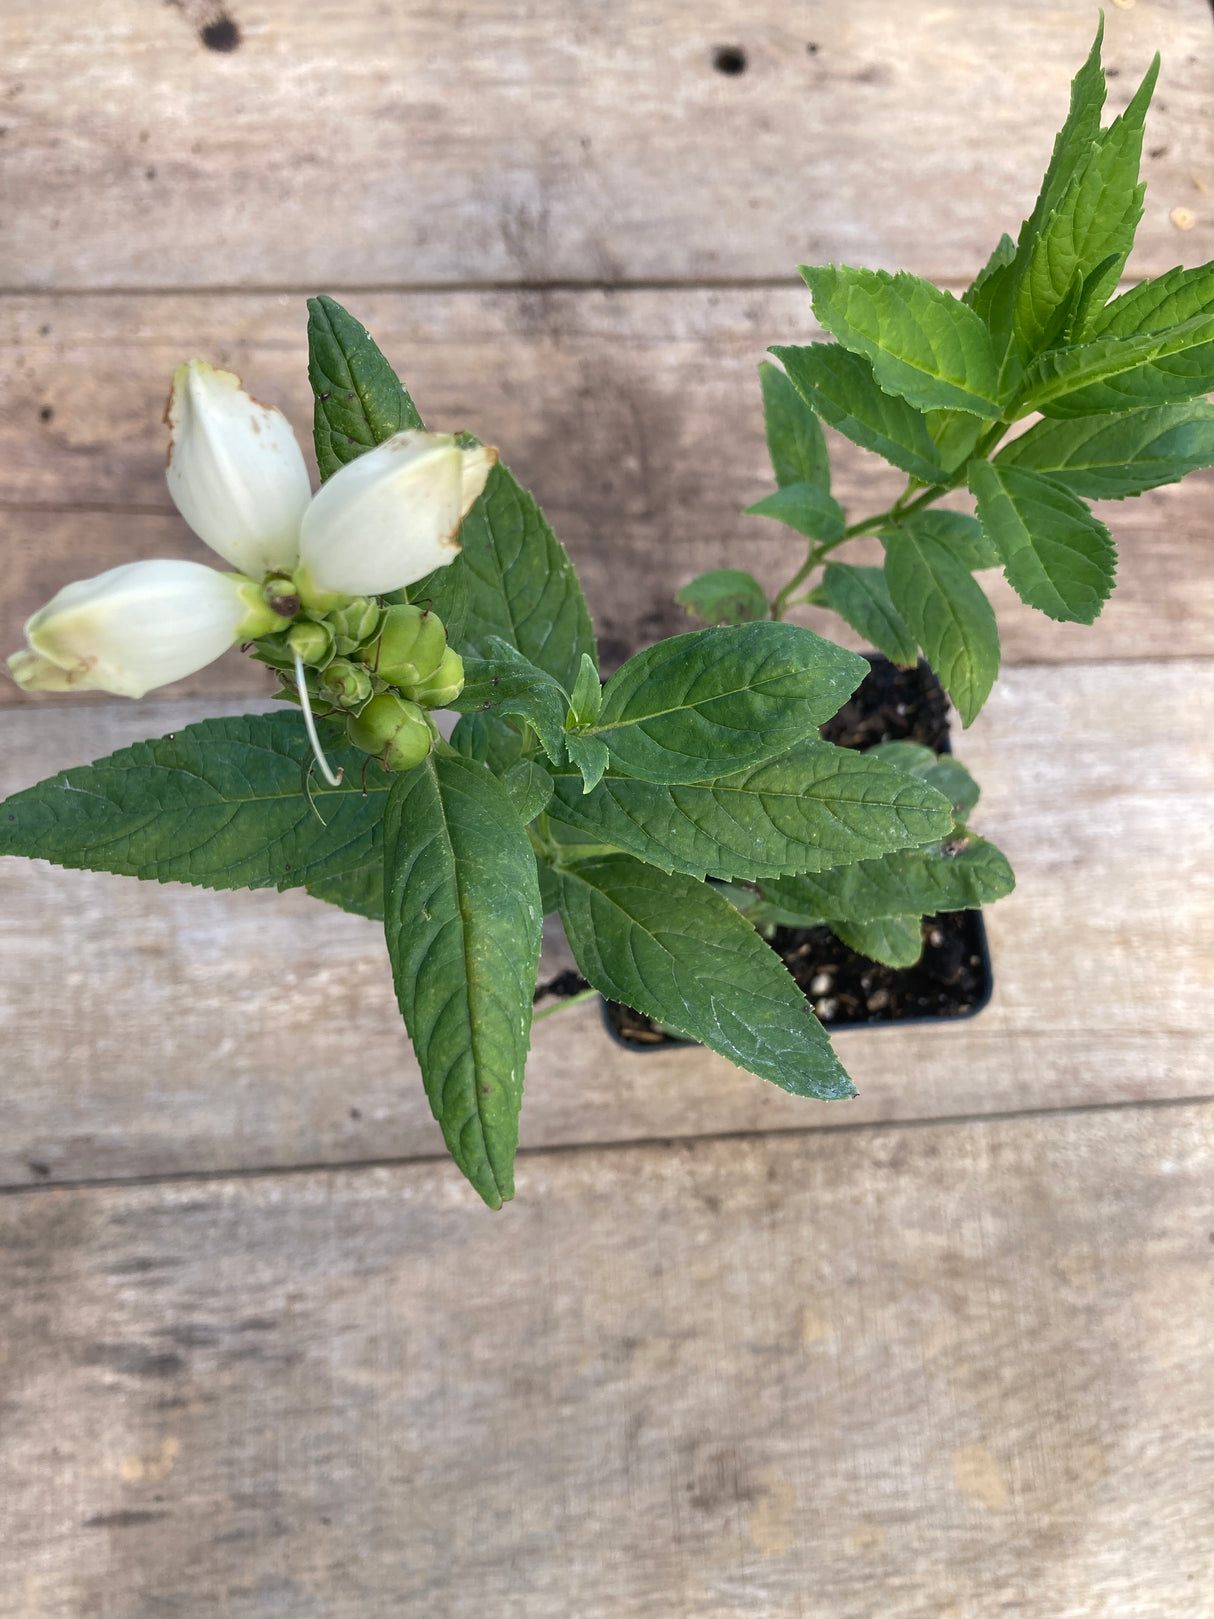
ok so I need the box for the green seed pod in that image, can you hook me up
[320,657,373,710]
[410,645,465,708]
[326,597,383,655]
[363,603,448,689]
[286,619,334,668]
[345,693,433,772]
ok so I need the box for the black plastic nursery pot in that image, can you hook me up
[597,655,995,1051]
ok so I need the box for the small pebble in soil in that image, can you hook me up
[809,971,833,996]
[814,997,839,1020]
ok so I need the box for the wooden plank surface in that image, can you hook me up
[1,1098,1210,1616]
[4,287,1214,698]
[2,659,1211,1187]
[2,0,1208,293]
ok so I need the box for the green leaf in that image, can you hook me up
[306,861,386,922]
[544,737,954,881]
[996,401,1214,498]
[567,652,603,727]
[676,569,769,627]
[1012,56,1159,359]
[382,752,543,1210]
[821,563,918,666]
[866,741,980,819]
[0,711,391,892]
[449,710,526,774]
[1017,315,1214,417]
[306,295,424,481]
[564,733,610,795]
[406,549,469,651]
[883,530,1000,726]
[926,408,989,476]
[963,231,1017,320]
[968,460,1116,624]
[501,759,553,826]
[759,359,831,490]
[829,914,924,969]
[901,509,1000,571]
[745,482,845,543]
[553,854,855,1100]
[443,462,597,694]
[453,639,571,765]
[771,343,949,486]
[1093,260,1214,337]
[763,832,1014,923]
[589,624,868,785]
[799,265,1004,418]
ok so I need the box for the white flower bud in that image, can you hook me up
[297,430,497,597]
[166,360,311,579]
[15,560,278,699]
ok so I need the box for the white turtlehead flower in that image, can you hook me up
[298,432,497,597]
[166,360,313,579]
[9,561,278,700]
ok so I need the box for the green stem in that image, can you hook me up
[534,986,599,1021]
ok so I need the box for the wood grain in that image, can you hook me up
[4,288,1214,702]
[1,1099,1210,1616]
[2,0,1208,293]
[1,659,1211,1187]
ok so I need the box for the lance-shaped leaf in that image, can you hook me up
[759,359,831,490]
[883,530,1000,726]
[676,569,769,627]
[500,759,554,826]
[745,482,845,543]
[564,733,610,794]
[829,914,925,969]
[449,710,526,774]
[867,741,981,821]
[553,854,855,1100]
[1093,260,1214,338]
[799,265,1004,418]
[586,624,867,785]
[821,563,918,667]
[968,460,1116,624]
[306,295,425,481]
[442,462,597,694]
[1016,315,1214,418]
[996,401,1214,498]
[544,737,954,881]
[926,408,989,476]
[383,752,543,1210]
[450,638,570,764]
[0,711,391,891]
[771,343,949,486]
[901,509,1000,571]
[762,833,1014,923]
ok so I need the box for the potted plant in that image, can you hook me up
[3,24,1211,1208]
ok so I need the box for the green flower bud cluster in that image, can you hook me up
[247,590,464,772]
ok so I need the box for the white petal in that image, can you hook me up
[298,430,476,597]
[24,560,255,699]
[166,359,311,578]
[6,648,103,693]
[459,443,498,517]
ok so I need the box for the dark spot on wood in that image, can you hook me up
[38,405,53,423]
[83,1510,168,1530]
[1149,145,1168,159]
[146,165,156,180]
[712,45,747,76]
[26,1160,50,1178]
[83,1343,186,1379]
[806,41,819,54]
[200,14,240,51]
[238,1316,276,1331]
[349,1105,362,1120]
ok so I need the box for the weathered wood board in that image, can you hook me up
[1,1099,1210,1616]
[2,659,1210,1187]
[4,287,1214,697]
[1,0,1208,292]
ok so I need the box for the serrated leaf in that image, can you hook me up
[676,569,769,627]
[821,563,918,667]
[763,832,1014,922]
[1017,315,1214,417]
[901,509,1000,571]
[745,482,846,543]
[883,530,1000,726]
[866,741,980,819]
[829,914,924,969]
[501,759,553,825]
[564,733,610,795]
[1093,260,1214,337]
[587,624,868,785]
[449,710,526,774]
[441,462,596,694]
[553,854,855,1100]
[383,752,542,1209]
[963,232,1017,321]
[996,401,1214,497]
[759,359,830,491]
[544,737,954,881]
[306,295,424,481]
[1012,56,1158,359]
[306,860,386,922]
[567,652,603,727]
[799,265,1004,418]
[926,408,989,476]
[771,343,949,486]
[451,638,570,764]
[968,460,1116,623]
[0,712,390,891]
